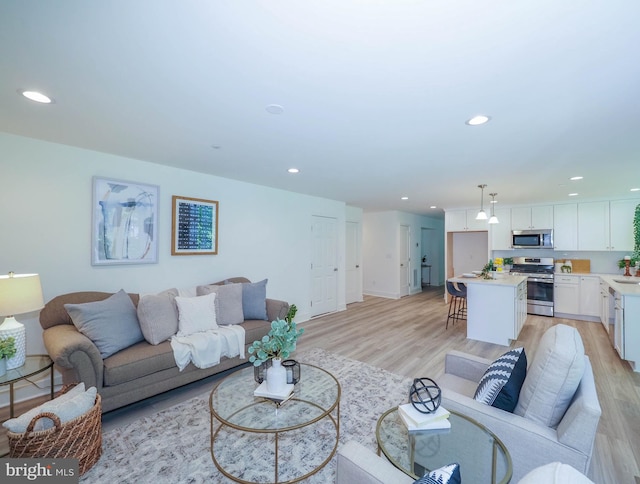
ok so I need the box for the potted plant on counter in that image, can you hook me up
[0,336,17,376]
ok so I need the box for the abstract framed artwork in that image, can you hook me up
[171,195,219,255]
[92,177,159,265]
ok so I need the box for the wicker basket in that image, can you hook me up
[7,384,102,476]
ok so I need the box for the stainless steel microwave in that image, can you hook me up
[511,229,553,249]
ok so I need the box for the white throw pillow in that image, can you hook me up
[175,293,218,336]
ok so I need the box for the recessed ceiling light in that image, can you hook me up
[630,188,640,192]
[568,193,579,197]
[401,196,409,200]
[430,206,437,209]
[19,90,53,104]
[490,199,498,204]
[287,168,299,174]
[266,104,284,115]
[570,176,583,181]
[465,115,491,126]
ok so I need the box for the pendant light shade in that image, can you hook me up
[488,193,499,224]
[475,184,488,220]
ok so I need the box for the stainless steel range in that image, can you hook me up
[509,257,555,317]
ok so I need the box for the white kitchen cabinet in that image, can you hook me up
[516,279,527,336]
[511,205,553,231]
[579,275,601,317]
[554,274,580,314]
[610,199,639,251]
[445,209,487,232]
[578,201,610,250]
[553,203,578,250]
[489,208,512,250]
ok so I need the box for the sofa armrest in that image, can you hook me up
[337,441,414,484]
[42,325,104,389]
[444,350,492,383]
[266,298,289,321]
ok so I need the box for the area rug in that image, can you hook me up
[81,348,414,483]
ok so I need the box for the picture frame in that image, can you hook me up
[92,176,159,265]
[171,195,219,255]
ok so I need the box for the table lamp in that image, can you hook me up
[0,272,44,369]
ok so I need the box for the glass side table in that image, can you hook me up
[0,354,54,419]
[377,407,512,483]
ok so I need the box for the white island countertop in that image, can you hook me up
[600,275,640,297]
[449,274,528,287]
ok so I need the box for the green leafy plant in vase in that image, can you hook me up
[0,336,17,376]
[248,314,304,393]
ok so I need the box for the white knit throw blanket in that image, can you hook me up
[170,325,245,371]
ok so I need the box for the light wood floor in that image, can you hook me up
[295,287,640,484]
[2,287,638,483]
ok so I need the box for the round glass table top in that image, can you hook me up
[0,355,53,386]
[377,407,512,483]
[209,363,340,432]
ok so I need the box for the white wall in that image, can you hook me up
[363,211,444,298]
[0,132,347,404]
[453,232,489,274]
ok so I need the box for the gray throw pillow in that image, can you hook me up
[196,283,244,325]
[241,279,268,320]
[65,289,144,358]
[137,288,179,345]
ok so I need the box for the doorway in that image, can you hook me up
[310,215,338,317]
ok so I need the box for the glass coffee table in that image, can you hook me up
[209,363,340,483]
[377,407,512,483]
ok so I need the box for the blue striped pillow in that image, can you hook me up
[474,347,527,412]
[413,463,461,484]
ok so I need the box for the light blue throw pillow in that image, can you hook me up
[241,279,268,320]
[65,289,144,358]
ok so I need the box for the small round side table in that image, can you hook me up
[0,354,54,419]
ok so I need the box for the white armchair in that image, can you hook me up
[437,328,601,482]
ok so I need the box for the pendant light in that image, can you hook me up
[488,193,500,224]
[475,184,488,220]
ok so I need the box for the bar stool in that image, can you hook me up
[446,281,467,329]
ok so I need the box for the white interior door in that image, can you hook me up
[311,215,338,317]
[345,221,361,304]
[400,224,410,297]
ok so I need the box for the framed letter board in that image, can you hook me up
[171,196,219,255]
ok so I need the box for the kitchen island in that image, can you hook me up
[599,275,640,372]
[448,274,528,346]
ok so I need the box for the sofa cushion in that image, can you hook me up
[175,293,218,336]
[474,347,527,412]
[65,289,144,358]
[514,324,585,427]
[104,340,177,386]
[137,288,179,345]
[414,463,461,484]
[196,283,244,325]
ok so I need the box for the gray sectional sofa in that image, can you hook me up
[40,277,288,412]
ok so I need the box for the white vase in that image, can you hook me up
[0,357,6,377]
[266,358,287,394]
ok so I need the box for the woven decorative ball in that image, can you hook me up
[409,377,442,414]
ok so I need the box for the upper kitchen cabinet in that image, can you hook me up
[553,203,578,250]
[445,209,488,232]
[578,201,610,250]
[610,199,639,252]
[490,208,512,250]
[511,205,553,231]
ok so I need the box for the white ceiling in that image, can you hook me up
[2,1,639,217]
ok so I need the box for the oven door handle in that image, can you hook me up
[528,278,554,283]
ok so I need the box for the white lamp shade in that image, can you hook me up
[488,215,500,224]
[0,273,44,316]
[475,210,488,221]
